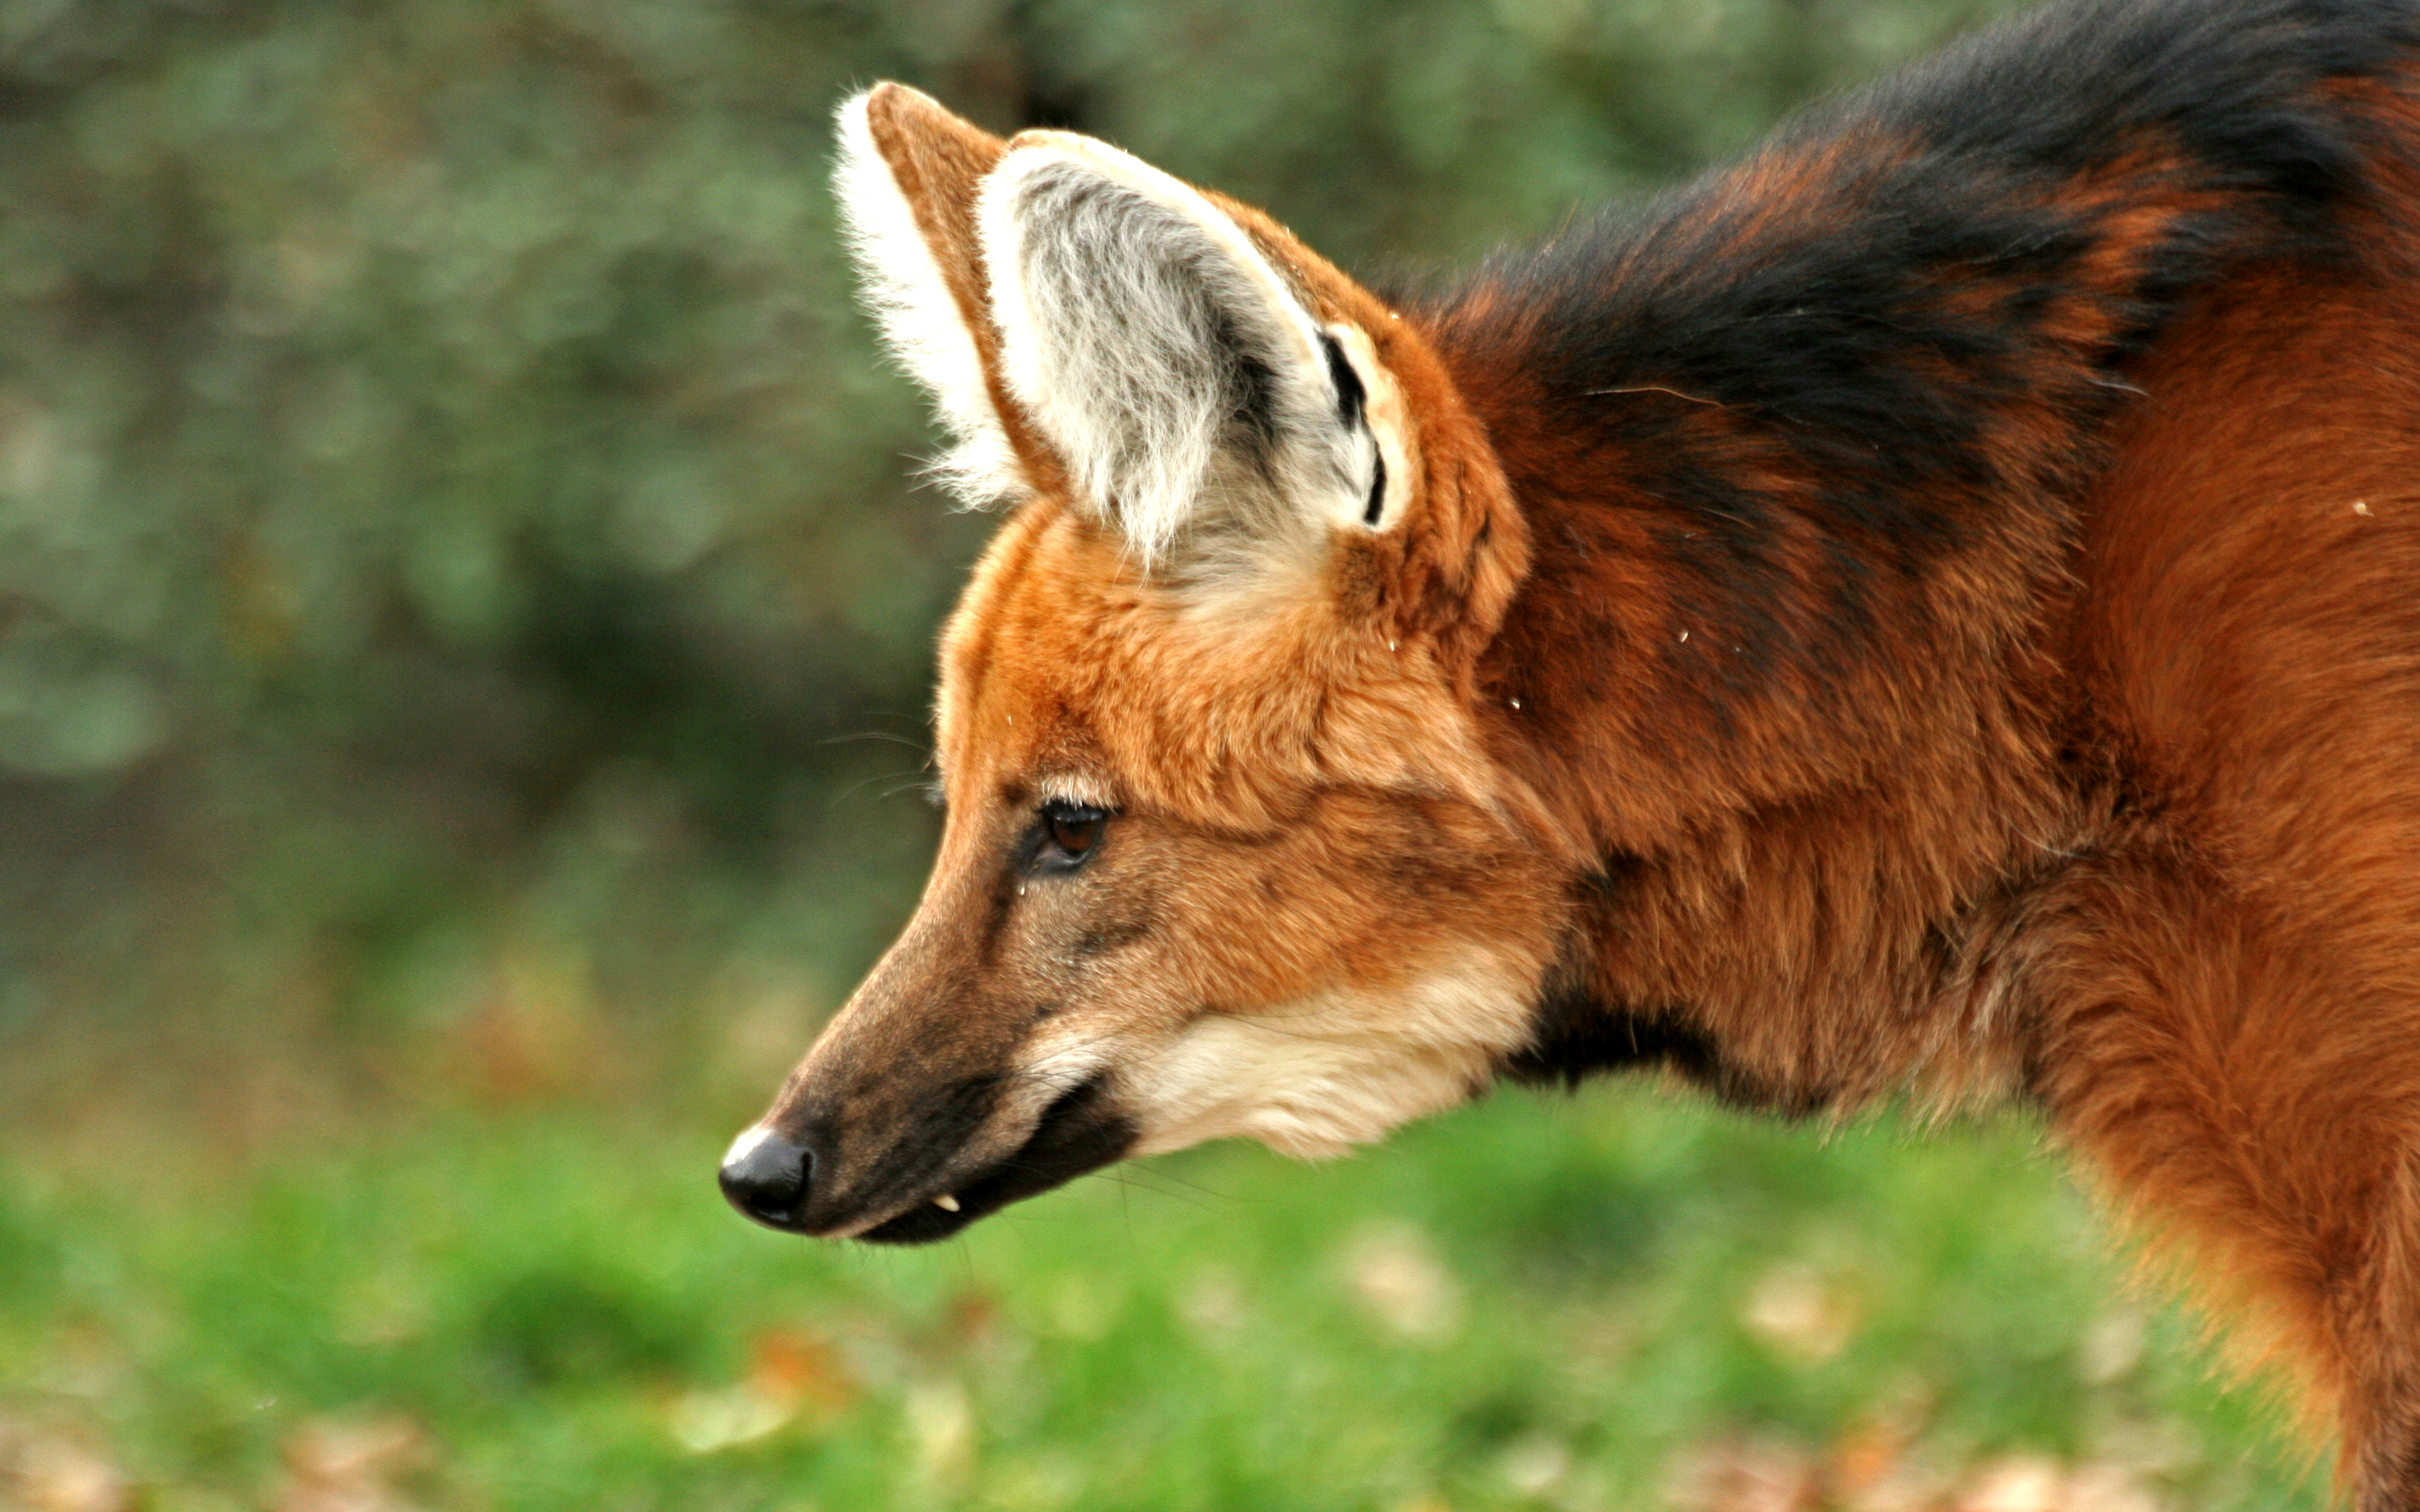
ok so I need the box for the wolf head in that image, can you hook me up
[720,85,1567,1242]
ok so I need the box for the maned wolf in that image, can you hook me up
[722,0,2420,1499]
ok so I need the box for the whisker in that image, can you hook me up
[1584,382,1730,407]
[820,730,935,757]
[828,765,936,807]
[1080,1167,1225,1215]
[1124,1161,1249,1205]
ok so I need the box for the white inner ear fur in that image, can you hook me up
[978,133,1391,571]
[1111,946,1537,1161]
[832,91,1020,505]
[1324,320,1413,537]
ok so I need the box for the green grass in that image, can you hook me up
[0,1084,2325,1511]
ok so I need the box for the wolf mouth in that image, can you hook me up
[856,1075,1135,1245]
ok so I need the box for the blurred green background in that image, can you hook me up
[0,2,2328,1509]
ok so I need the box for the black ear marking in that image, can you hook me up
[1318,331,1366,429]
[1319,330,1387,528]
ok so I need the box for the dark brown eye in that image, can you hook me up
[1043,804,1107,861]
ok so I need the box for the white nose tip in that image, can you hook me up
[718,1123,813,1232]
[721,1124,775,1173]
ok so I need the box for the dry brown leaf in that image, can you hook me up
[1497,1433,1571,1497]
[1957,1456,2065,1512]
[904,1379,974,1488]
[1743,1263,1860,1365]
[2064,1465,2161,1512]
[1825,1383,1950,1511]
[0,1420,131,1512]
[1948,1454,2166,1512]
[748,1326,857,1415]
[446,942,602,1104]
[273,1415,426,1512]
[668,1385,793,1455]
[1178,1265,1249,1341]
[2077,1313,2147,1386]
[1840,1468,1958,1512]
[947,1289,1001,1347]
[1669,1436,1823,1512]
[1341,1222,1464,1343]
[1827,1420,1909,1497]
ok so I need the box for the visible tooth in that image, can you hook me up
[934,1194,960,1212]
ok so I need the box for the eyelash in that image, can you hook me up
[1036,801,1108,869]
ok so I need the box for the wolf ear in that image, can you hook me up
[834,83,1041,504]
[979,132,1391,569]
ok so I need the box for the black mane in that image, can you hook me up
[1436,0,2419,731]
[1434,0,2420,570]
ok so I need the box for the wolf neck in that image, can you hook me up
[1422,0,2400,1110]
[1430,0,2389,838]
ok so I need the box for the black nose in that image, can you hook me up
[718,1126,813,1231]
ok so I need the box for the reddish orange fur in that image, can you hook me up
[749,29,2420,1505]
[2039,108,2420,1476]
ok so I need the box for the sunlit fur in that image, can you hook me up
[752,3,2420,1501]
[1118,945,1539,1159]
[831,92,1018,503]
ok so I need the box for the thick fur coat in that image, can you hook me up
[718,3,2420,1501]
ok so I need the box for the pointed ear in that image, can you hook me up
[978,132,1394,570]
[834,83,1052,504]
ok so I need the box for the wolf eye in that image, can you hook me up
[1040,802,1107,864]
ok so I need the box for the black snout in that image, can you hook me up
[718,1126,813,1232]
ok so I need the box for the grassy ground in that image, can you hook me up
[0,1082,2323,1512]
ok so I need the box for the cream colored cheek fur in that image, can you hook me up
[1113,947,1540,1160]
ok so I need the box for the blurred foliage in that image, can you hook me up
[0,5,2328,1509]
[0,1089,2328,1511]
[0,0,2018,1101]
